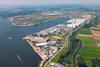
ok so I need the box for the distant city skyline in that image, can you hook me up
[0,0,100,6]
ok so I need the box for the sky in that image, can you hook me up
[0,0,100,6]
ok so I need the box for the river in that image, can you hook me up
[0,17,67,67]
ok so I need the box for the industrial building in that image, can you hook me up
[50,63,65,67]
[67,19,85,28]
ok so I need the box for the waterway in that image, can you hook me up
[0,17,67,67]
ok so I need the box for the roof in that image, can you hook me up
[50,63,65,67]
[24,36,49,43]
[36,42,48,46]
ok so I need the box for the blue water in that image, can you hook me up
[0,17,67,67]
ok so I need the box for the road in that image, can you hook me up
[43,17,94,67]
[72,40,83,66]
[44,34,70,67]
[43,26,84,67]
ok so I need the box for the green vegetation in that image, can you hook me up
[79,28,91,34]
[50,35,64,41]
[50,38,69,62]
[79,36,100,67]
[11,14,60,26]
[57,34,81,67]
[51,36,69,61]
[43,34,70,67]
[79,23,93,35]
[78,16,100,67]
[79,15,97,35]
[79,36,100,46]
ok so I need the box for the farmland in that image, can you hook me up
[79,36,100,67]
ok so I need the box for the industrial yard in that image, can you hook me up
[23,14,95,67]
[0,1,100,67]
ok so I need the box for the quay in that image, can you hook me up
[23,14,96,67]
[26,40,46,60]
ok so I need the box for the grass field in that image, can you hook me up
[79,28,92,35]
[79,36,100,67]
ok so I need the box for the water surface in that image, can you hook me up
[0,17,67,67]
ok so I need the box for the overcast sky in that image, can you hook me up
[0,0,100,5]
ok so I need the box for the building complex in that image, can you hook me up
[23,14,95,66]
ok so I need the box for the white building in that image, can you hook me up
[50,63,65,67]
[36,42,48,46]
[67,19,85,28]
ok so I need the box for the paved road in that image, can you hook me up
[44,35,69,67]
[72,40,83,64]
[43,18,93,67]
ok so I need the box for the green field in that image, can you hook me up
[79,28,91,35]
[79,36,100,67]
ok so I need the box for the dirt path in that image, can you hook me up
[78,34,92,37]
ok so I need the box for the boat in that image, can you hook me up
[8,37,12,40]
[17,54,22,62]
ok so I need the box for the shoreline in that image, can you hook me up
[26,40,45,59]
[22,14,95,67]
[8,16,61,27]
[26,40,47,67]
[8,17,35,27]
